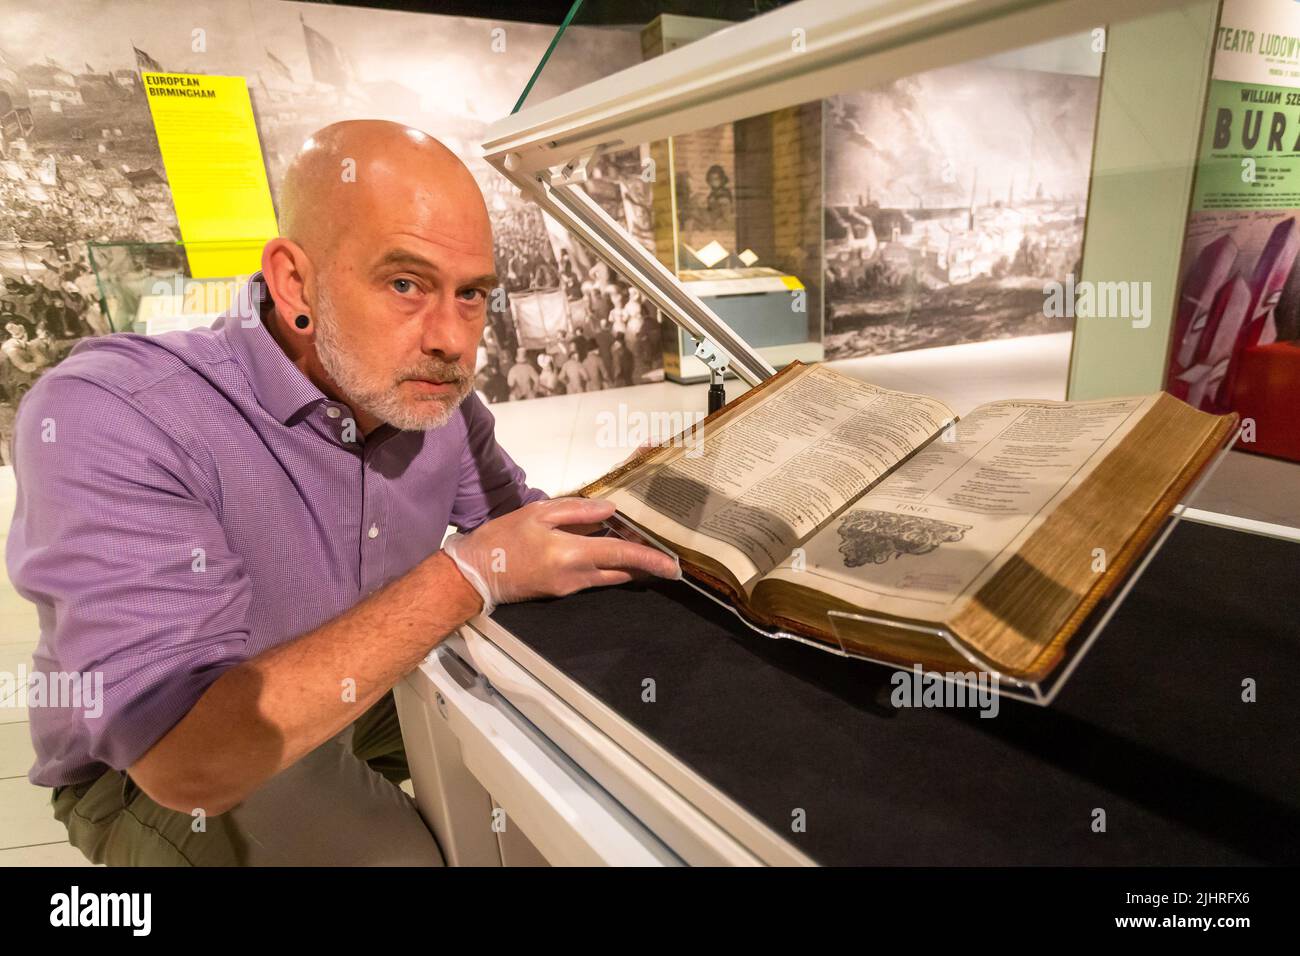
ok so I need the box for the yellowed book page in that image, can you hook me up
[760,394,1160,620]
[604,364,956,590]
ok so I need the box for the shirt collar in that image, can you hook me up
[216,273,329,425]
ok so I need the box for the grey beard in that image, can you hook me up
[312,286,470,431]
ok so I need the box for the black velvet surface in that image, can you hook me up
[492,522,1300,865]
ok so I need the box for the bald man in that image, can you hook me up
[6,121,679,866]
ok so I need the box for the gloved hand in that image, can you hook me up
[441,497,681,615]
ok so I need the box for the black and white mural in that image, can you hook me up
[823,51,1101,359]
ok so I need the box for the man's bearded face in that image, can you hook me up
[312,281,472,431]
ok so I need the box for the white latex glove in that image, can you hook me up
[442,497,681,615]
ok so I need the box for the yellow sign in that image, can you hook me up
[142,72,278,278]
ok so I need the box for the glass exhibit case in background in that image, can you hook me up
[513,2,1104,385]
[492,0,1169,403]
[511,5,823,385]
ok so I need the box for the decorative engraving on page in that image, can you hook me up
[836,510,972,568]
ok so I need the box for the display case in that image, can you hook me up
[483,0,1230,702]
[487,0,1212,392]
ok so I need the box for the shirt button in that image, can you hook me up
[326,406,341,419]
[368,524,379,539]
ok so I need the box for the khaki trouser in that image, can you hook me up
[50,692,444,866]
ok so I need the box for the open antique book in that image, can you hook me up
[581,361,1237,682]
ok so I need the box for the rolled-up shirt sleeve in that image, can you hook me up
[6,373,253,775]
[448,393,548,533]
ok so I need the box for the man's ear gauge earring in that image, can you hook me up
[294,314,310,330]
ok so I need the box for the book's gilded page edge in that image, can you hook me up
[958,407,1239,682]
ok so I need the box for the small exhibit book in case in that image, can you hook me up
[581,361,1238,703]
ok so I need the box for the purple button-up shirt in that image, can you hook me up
[7,274,545,787]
